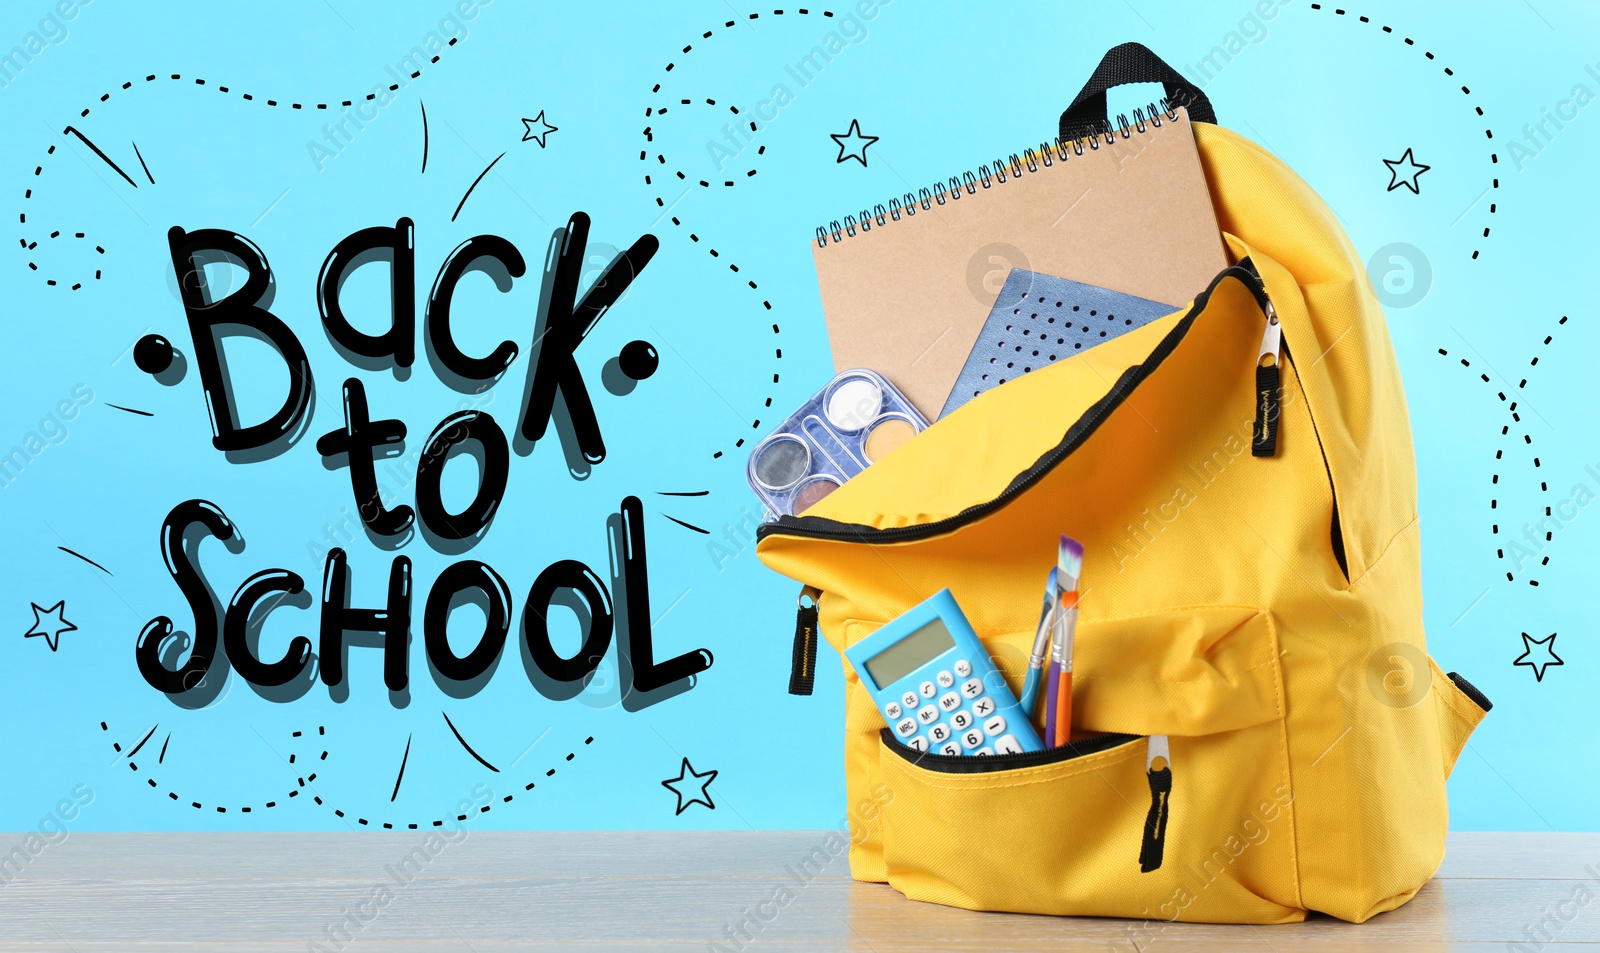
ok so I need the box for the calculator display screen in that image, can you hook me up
[862,618,955,688]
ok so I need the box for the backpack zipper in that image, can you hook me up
[1252,300,1282,457]
[880,727,1139,772]
[787,585,822,695]
[1139,735,1172,872]
[757,263,1273,547]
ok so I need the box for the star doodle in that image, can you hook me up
[830,119,879,167]
[23,600,77,652]
[1383,147,1430,194]
[521,110,558,148]
[1513,632,1563,682]
[661,757,718,815]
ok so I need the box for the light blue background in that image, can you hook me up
[0,0,1590,832]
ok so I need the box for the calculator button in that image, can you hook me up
[983,715,1007,737]
[902,691,920,710]
[938,692,961,712]
[950,711,973,731]
[906,736,928,752]
[962,729,985,748]
[994,735,1025,755]
[974,747,995,756]
[972,697,996,718]
[895,718,918,737]
[939,742,963,756]
[954,659,972,677]
[917,705,939,724]
[936,670,955,688]
[961,678,984,699]
[919,681,937,699]
[928,724,951,743]
[884,702,902,720]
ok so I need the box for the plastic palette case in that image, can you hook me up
[747,368,928,519]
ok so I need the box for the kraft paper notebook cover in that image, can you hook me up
[810,105,1228,421]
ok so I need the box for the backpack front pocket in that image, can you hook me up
[868,606,1304,924]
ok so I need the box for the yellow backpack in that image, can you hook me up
[755,44,1490,924]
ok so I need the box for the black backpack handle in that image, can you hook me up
[1059,42,1217,142]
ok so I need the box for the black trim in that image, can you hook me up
[758,264,1271,546]
[879,728,1139,774]
[1447,672,1492,712]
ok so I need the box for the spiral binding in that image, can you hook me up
[814,99,1179,249]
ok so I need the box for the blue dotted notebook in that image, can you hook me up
[939,268,1177,419]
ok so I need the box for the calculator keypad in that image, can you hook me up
[879,659,1017,758]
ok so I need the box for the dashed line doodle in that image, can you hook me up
[1307,5,1497,260]
[644,98,764,186]
[16,37,463,289]
[1438,315,1567,587]
[101,721,326,814]
[639,10,848,458]
[101,719,595,829]
[311,734,595,830]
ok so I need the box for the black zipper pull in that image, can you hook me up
[788,586,822,695]
[1139,735,1171,873]
[1253,301,1282,457]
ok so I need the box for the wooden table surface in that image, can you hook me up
[0,831,1591,951]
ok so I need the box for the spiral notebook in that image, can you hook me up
[811,104,1227,421]
[940,268,1177,419]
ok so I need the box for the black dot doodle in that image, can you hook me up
[101,721,326,813]
[311,735,595,829]
[639,10,842,458]
[1307,5,1497,260]
[1436,315,1566,586]
[16,39,461,289]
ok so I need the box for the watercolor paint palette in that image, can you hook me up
[747,369,928,518]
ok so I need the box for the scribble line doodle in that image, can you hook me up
[313,735,596,830]
[640,10,849,458]
[1437,316,1567,586]
[658,488,712,534]
[57,545,112,575]
[1307,5,1497,260]
[441,710,499,771]
[451,150,506,222]
[16,38,462,289]
[101,721,327,814]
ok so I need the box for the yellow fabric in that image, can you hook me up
[755,122,1485,923]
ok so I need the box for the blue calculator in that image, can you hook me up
[845,589,1044,757]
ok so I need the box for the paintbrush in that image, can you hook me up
[1020,567,1057,723]
[1052,536,1084,747]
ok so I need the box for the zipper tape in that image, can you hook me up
[759,263,1272,546]
[1139,735,1172,873]
[788,586,822,696]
